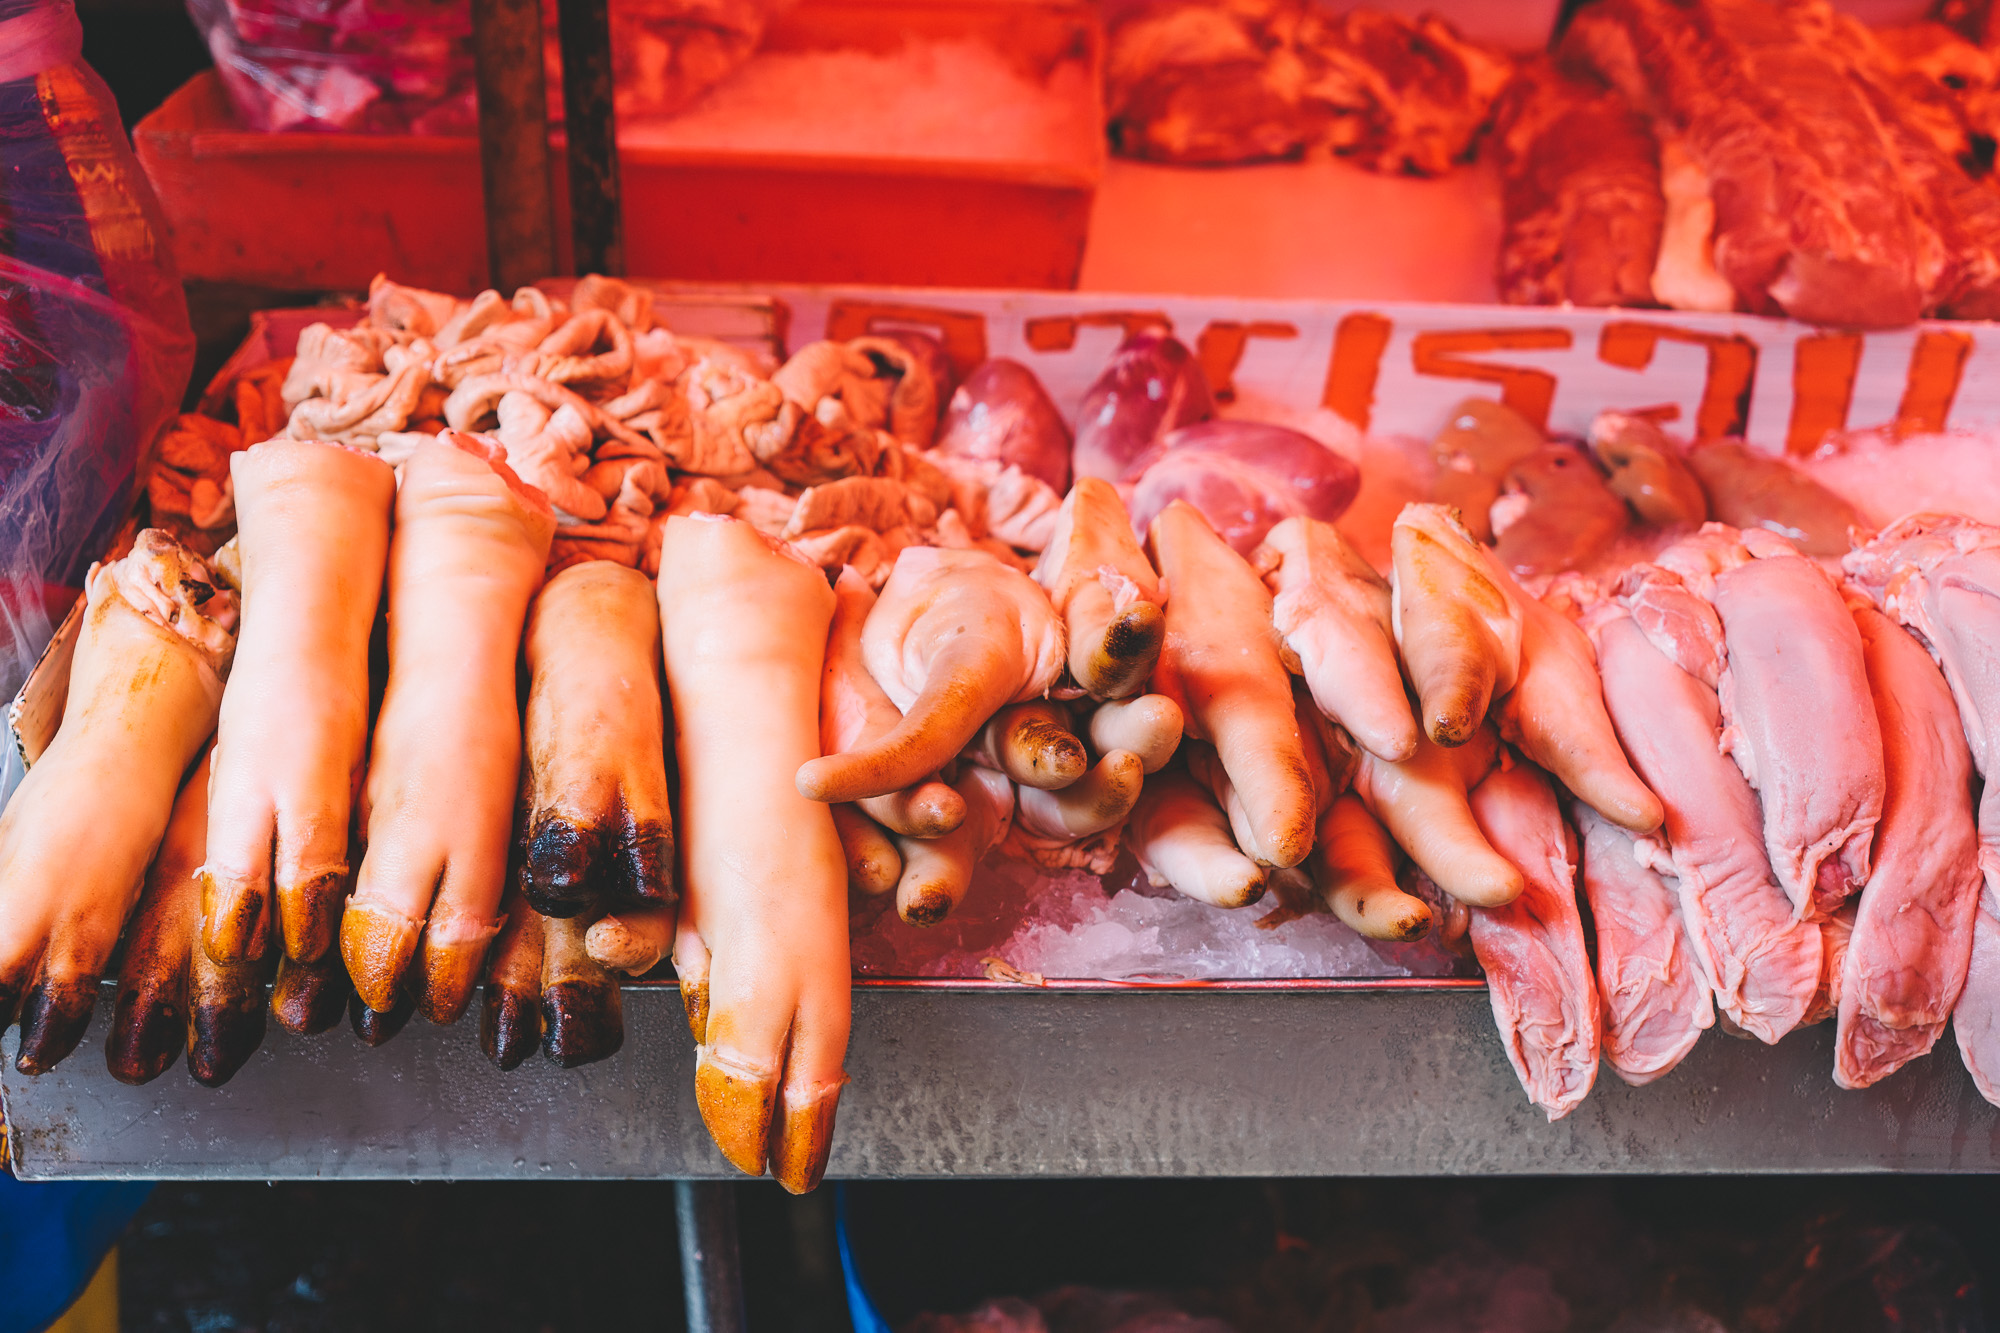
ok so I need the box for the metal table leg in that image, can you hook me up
[469,0,559,293]
[553,0,625,277]
[676,1180,747,1333]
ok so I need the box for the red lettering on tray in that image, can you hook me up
[1597,322,1758,442]
[1021,311,1174,355]
[1895,329,1974,437]
[824,300,991,381]
[1788,332,1864,456]
[1322,312,1392,428]
[1195,321,1299,405]
[1409,327,1573,430]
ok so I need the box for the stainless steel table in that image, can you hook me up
[8,979,2000,1180]
[10,978,2000,1331]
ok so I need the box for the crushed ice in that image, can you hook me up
[850,851,1470,982]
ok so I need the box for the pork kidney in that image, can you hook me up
[932,359,1071,493]
[1072,330,1215,483]
[1127,420,1360,554]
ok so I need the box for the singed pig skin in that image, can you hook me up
[1390,504,1523,749]
[1592,612,1820,1043]
[1127,765,1268,909]
[1128,421,1362,556]
[343,434,556,1021]
[107,748,214,1086]
[201,440,394,965]
[1709,543,1883,919]
[520,562,674,919]
[1310,795,1434,941]
[1,534,234,1075]
[816,568,966,837]
[1071,330,1214,484]
[1835,604,1980,1089]
[1500,588,1663,835]
[1577,806,1712,1087]
[1351,727,1522,909]
[933,359,1072,493]
[660,514,848,1193]
[1466,761,1602,1121]
[1033,478,1166,700]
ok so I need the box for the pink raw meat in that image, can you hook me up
[1845,514,2000,1104]
[1834,601,1981,1089]
[1804,903,1857,1028]
[1661,525,1884,921]
[1576,805,1713,1087]
[1612,564,1725,691]
[932,359,1072,493]
[1071,330,1214,485]
[1126,420,1361,556]
[1465,759,1601,1121]
[1591,609,1821,1044]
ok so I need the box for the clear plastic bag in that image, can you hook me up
[186,0,794,135]
[607,0,796,120]
[0,0,195,708]
[187,0,479,133]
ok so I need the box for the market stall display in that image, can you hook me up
[17,265,2000,1200]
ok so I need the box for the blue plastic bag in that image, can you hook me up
[0,1172,150,1333]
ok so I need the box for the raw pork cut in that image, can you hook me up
[1590,608,1821,1043]
[1071,330,1213,485]
[1127,420,1361,557]
[1835,601,1981,1089]
[1466,759,1601,1121]
[1561,0,1926,326]
[1657,527,1884,920]
[1493,59,1664,308]
[1577,805,1713,1087]
[1845,515,2000,1104]
[932,360,1072,494]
